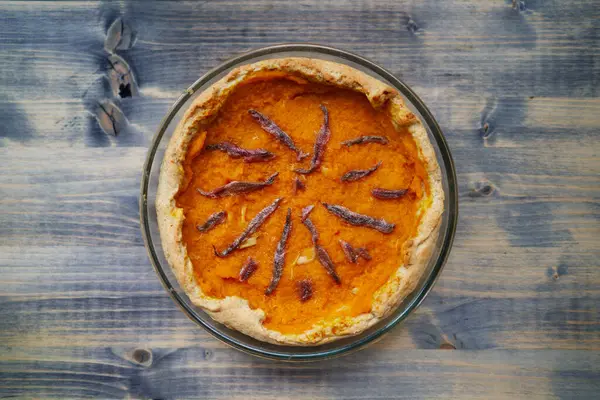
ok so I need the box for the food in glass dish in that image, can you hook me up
[156,58,443,345]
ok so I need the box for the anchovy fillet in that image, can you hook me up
[265,208,292,295]
[206,141,275,163]
[249,109,308,161]
[322,203,395,234]
[342,135,389,147]
[340,161,381,182]
[197,172,278,198]
[293,177,306,194]
[197,211,227,232]
[301,205,341,284]
[297,279,313,302]
[339,239,358,263]
[239,257,258,282]
[295,105,331,174]
[213,197,283,257]
[371,188,408,199]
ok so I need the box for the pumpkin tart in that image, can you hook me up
[156,58,443,345]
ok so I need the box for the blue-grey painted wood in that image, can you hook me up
[0,0,599,398]
[1,348,599,399]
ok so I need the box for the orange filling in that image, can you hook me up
[176,75,429,334]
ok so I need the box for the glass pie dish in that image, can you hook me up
[140,44,458,361]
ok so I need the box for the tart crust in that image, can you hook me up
[156,58,444,345]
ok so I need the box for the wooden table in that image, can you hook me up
[1,1,599,398]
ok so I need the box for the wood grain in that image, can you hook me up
[1,347,599,399]
[0,0,599,398]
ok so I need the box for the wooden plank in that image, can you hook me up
[0,148,145,246]
[1,242,598,350]
[0,0,597,97]
[0,148,597,350]
[1,148,598,247]
[1,1,600,147]
[4,94,600,152]
[0,0,599,397]
[3,92,600,149]
[0,347,598,399]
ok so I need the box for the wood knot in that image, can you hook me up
[480,184,493,196]
[547,265,568,281]
[202,348,214,360]
[131,348,153,367]
[480,98,498,141]
[93,100,127,136]
[512,0,526,12]
[468,181,495,198]
[480,121,494,139]
[405,15,422,35]
[107,54,138,98]
[105,17,137,53]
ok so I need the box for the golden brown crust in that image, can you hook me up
[156,58,444,345]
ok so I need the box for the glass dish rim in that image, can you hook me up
[140,43,458,361]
